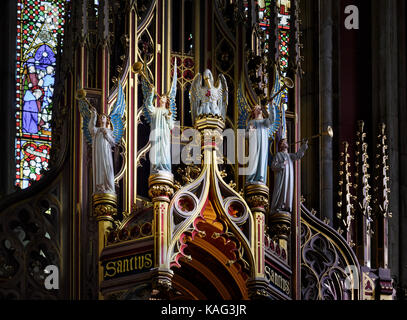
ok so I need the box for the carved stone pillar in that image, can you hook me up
[195,115,225,167]
[377,268,394,300]
[245,183,269,298]
[196,115,225,132]
[269,210,291,263]
[93,193,117,299]
[148,172,174,294]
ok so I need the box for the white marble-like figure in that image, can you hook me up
[237,67,283,184]
[88,107,116,193]
[78,81,126,194]
[140,60,178,174]
[245,104,277,184]
[143,91,175,173]
[190,69,228,122]
[270,139,308,213]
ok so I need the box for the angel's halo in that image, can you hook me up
[131,61,143,74]
[76,89,87,100]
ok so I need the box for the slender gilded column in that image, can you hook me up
[245,183,270,299]
[149,172,174,291]
[93,193,117,299]
[269,210,291,263]
[373,124,392,269]
[337,141,355,246]
[355,121,372,267]
[196,115,225,168]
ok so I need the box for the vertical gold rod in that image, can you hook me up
[153,200,170,268]
[254,211,265,277]
[93,194,116,299]
[97,219,111,299]
[292,72,301,300]
[194,0,200,75]
[129,7,138,212]
[166,0,171,94]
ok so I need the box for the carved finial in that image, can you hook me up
[226,260,236,267]
[228,181,237,190]
[197,231,206,238]
[219,170,228,178]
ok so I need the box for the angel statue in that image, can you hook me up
[270,138,308,214]
[237,69,282,185]
[138,59,178,174]
[77,81,126,194]
[190,69,228,123]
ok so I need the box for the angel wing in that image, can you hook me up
[109,79,126,145]
[268,67,283,139]
[266,101,281,139]
[237,81,251,130]
[168,58,178,122]
[217,74,229,120]
[78,99,93,145]
[189,73,202,124]
[140,71,154,125]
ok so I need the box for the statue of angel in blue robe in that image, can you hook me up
[237,68,282,185]
[189,69,228,123]
[78,81,126,194]
[139,59,178,174]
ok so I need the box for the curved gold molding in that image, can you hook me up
[166,128,256,278]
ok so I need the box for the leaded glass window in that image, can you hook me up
[15,0,68,189]
[258,0,291,115]
[277,0,290,112]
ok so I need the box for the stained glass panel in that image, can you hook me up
[277,0,291,112]
[15,0,68,189]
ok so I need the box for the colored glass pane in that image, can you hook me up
[277,0,291,75]
[15,0,68,189]
[277,0,290,112]
[277,0,291,30]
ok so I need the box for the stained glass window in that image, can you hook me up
[277,0,291,112]
[15,0,68,189]
[258,0,271,53]
[258,1,291,113]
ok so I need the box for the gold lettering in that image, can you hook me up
[104,261,116,278]
[276,274,281,287]
[129,257,134,271]
[138,255,145,269]
[103,252,153,279]
[270,270,275,283]
[265,266,291,295]
[145,253,152,268]
[283,279,290,295]
[123,259,129,272]
[265,266,271,279]
[116,260,123,274]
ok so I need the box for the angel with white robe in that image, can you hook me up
[189,69,228,123]
[78,81,126,194]
[270,138,308,213]
[245,104,278,184]
[139,59,178,174]
[237,68,282,185]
